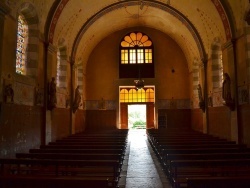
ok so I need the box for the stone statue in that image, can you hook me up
[73,85,81,113]
[222,73,232,102]
[35,84,42,105]
[222,73,235,110]
[4,84,14,103]
[197,84,203,102]
[48,77,57,110]
[99,98,106,110]
[197,84,205,112]
[170,97,176,109]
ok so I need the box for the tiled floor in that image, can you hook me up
[119,129,172,188]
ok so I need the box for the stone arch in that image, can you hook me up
[70,0,206,62]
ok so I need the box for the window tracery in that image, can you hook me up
[16,15,28,75]
[120,32,153,64]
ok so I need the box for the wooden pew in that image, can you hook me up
[165,152,250,171]
[161,147,248,158]
[68,132,128,138]
[0,158,120,187]
[16,153,123,163]
[155,140,236,146]
[148,135,222,142]
[58,135,127,139]
[0,175,110,188]
[150,138,228,147]
[147,132,217,142]
[57,138,127,142]
[159,143,247,150]
[40,144,125,150]
[146,129,250,188]
[186,176,250,188]
[1,129,128,188]
[48,141,126,145]
[151,141,237,157]
[170,159,250,188]
[29,148,124,155]
[147,134,225,145]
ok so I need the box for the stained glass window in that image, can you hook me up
[16,15,28,75]
[120,32,153,64]
[57,51,61,87]
[120,87,154,103]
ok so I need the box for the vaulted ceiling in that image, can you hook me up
[6,0,248,72]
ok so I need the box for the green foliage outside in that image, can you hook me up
[128,106,146,129]
[132,120,146,129]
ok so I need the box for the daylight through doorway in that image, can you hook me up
[128,104,146,129]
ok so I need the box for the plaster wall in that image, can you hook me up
[86,27,190,129]
[86,27,190,101]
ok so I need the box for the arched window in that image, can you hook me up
[16,14,28,75]
[120,87,154,103]
[119,32,154,78]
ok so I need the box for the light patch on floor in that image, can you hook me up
[119,129,171,188]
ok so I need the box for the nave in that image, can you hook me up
[1,128,250,188]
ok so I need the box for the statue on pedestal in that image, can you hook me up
[4,84,14,103]
[197,84,205,112]
[222,73,235,110]
[48,77,57,110]
[73,85,81,113]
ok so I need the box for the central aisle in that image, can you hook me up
[124,129,171,188]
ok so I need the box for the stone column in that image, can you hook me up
[231,39,239,143]
[192,59,200,109]
[202,57,208,134]
[45,43,57,144]
[222,40,239,143]
[245,25,250,93]
[70,57,75,134]
[0,2,10,102]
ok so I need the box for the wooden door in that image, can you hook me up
[146,102,155,129]
[120,103,128,129]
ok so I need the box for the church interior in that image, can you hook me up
[1,0,250,187]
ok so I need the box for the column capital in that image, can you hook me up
[47,43,57,54]
[200,54,208,68]
[222,40,233,50]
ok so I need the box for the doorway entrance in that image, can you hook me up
[128,104,146,129]
[119,86,155,129]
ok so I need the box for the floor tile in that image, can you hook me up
[118,129,172,188]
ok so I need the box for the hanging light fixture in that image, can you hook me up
[134,66,144,90]
[134,79,144,90]
[134,1,144,90]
